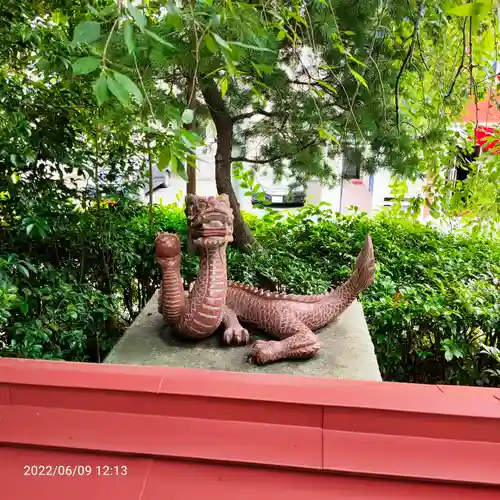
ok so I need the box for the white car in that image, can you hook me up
[251,178,306,206]
[84,164,170,200]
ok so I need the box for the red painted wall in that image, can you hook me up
[459,90,500,124]
[0,358,499,499]
[341,181,373,213]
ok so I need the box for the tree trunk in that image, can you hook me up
[200,78,254,250]
[185,73,197,196]
[147,138,153,226]
[185,73,197,256]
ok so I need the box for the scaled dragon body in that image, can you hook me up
[155,194,376,365]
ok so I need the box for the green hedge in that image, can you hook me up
[1,200,499,387]
[240,205,500,386]
[0,199,184,362]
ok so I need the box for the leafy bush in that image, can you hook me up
[2,198,499,387]
[241,205,500,387]
[0,197,187,361]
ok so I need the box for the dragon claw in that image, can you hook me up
[223,327,250,346]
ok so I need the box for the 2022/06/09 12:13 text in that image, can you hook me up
[23,465,128,477]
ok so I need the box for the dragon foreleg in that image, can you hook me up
[222,307,250,345]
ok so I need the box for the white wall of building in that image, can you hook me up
[367,167,427,220]
[370,168,392,212]
[318,154,343,210]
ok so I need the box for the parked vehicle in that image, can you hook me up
[147,165,171,192]
[84,164,170,200]
[251,171,306,206]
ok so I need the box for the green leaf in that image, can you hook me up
[158,147,171,170]
[52,10,68,25]
[18,265,29,278]
[230,41,272,52]
[72,21,101,45]
[106,75,130,107]
[182,109,194,124]
[127,3,147,29]
[347,54,367,67]
[72,56,101,75]
[221,49,237,76]
[87,3,99,16]
[316,80,337,94]
[112,71,143,104]
[176,162,188,181]
[349,67,368,89]
[277,30,286,41]
[99,3,117,18]
[145,29,175,48]
[219,76,228,97]
[252,63,274,75]
[20,302,28,315]
[124,21,135,54]
[212,33,230,49]
[164,12,183,30]
[93,73,109,106]
[170,154,179,176]
[204,32,217,53]
[318,128,329,139]
[448,2,484,16]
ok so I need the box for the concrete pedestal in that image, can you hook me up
[105,291,382,381]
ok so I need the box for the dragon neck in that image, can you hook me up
[180,244,228,338]
[160,255,185,325]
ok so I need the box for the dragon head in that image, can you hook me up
[186,193,234,248]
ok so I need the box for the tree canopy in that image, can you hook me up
[2,0,500,246]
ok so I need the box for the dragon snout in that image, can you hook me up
[202,208,231,223]
[191,209,231,233]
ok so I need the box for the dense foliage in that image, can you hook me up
[0,198,172,361]
[64,0,500,246]
[2,201,499,387]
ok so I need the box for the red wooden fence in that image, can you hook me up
[0,357,499,499]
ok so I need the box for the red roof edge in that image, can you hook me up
[1,357,500,499]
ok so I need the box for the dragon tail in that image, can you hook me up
[349,233,376,294]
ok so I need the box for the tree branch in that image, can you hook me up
[416,33,429,71]
[395,0,426,131]
[232,110,282,122]
[469,16,479,132]
[231,139,320,164]
[445,19,467,99]
[288,79,339,99]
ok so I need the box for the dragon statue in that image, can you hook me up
[155,193,376,365]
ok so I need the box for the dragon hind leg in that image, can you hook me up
[248,311,319,365]
[222,306,250,345]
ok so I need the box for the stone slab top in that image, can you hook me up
[106,291,382,382]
